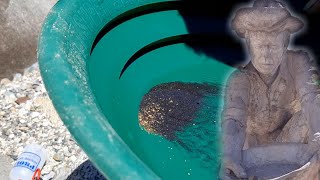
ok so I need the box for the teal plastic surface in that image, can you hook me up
[38,0,235,179]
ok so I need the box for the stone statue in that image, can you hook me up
[221,0,320,179]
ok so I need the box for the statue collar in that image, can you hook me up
[241,54,289,87]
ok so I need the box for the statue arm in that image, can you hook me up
[293,51,320,142]
[222,71,250,164]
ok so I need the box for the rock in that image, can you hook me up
[23,101,32,111]
[3,91,16,101]
[27,122,34,128]
[30,111,40,119]
[55,166,73,180]
[23,63,39,76]
[15,96,30,105]
[53,145,62,150]
[10,155,18,161]
[3,128,10,136]
[41,164,53,176]
[3,104,12,109]
[0,111,6,116]
[0,78,11,85]
[42,121,49,127]
[53,153,64,162]
[17,126,29,132]
[19,119,26,124]
[13,73,22,82]
[69,156,77,162]
[42,171,55,180]
[8,134,14,139]
[16,146,23,153]
[18,108,28,116]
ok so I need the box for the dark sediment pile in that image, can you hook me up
[138,81,221,140]
[138,81,225,172]
[138,81,223,169]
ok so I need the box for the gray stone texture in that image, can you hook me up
[221,0,320,179]
[0,0,57,80]
[0,154,13,180]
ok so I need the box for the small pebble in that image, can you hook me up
[30,111,40,119]
[19,119,27,124]
[17,126,29,132]
[42,121,49,127]
[0,78,11,85]
[53,153,64,162]
[4,91,16,101]
[13,73,23,82]
[15,96,30,105]
[42,171,56,180]
[69,156,77,162]
[8,134,15,139]
[0,111,6,116]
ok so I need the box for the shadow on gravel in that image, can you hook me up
[66,160,106,180]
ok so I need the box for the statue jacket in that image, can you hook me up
[222,50,320,144]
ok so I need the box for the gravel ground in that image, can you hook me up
[0,63,105,179]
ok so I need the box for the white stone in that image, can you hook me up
[30,112,40,119]
[53,153,64,162]
[42,121,49,127]
[8,134,15,139]
[69,156,77,162]
[0,111,6,116]
[18,108,28,116]
[13,73,23,82]
[3,91,16,101]
[0,78,11,85]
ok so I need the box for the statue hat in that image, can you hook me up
[231,0,304,38]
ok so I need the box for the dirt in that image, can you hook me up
[138,81,220,140]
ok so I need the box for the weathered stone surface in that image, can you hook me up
[0,0,57,80]
[0,154,13,180]
[221,0,320,179]
[242,144,319,180]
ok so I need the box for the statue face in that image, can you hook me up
[246,31,288,75]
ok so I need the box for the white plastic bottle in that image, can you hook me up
[9,144,47,180]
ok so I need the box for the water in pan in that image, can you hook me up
[88,10,235,179]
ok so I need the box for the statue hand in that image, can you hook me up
[312,132,320,142]
[310,132,320,148]
[308,132,320,158]
[220,156,247,179]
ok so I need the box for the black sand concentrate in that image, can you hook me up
[139,81,220,139]
[138,81,223,167]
